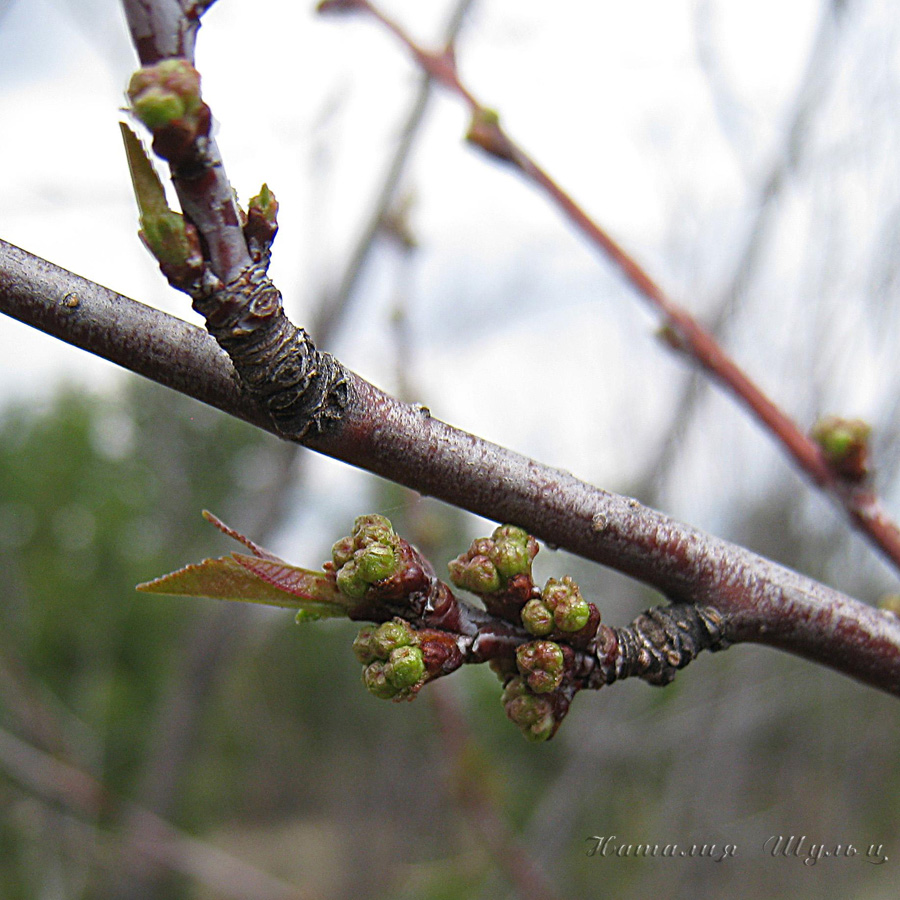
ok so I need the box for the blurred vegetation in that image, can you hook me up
[0,378,898,900]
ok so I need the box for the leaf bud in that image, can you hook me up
[465,107,516,164]
[811,415,871,481]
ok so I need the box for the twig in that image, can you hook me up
[329,0,900,577]
[0,724,311,899]
[430,683,568,900]
[3,238,899,695]
[122,0,249,282]
[313,0,477,339]
[651,0,853,486]
[114,8,478,889]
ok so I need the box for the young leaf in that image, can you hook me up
[136,512,351,621]
[120,122,170,220]
[201,509,283,562]
[137,555,348,620]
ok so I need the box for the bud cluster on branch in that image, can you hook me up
[140,513,730,741]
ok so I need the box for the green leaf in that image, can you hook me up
[137,511,353,620]
[120,122,170,220]
[137,555,349,620]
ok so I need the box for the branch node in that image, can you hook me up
[590,603,729,688]
[192,264,349,439]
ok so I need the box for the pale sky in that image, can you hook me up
[4,0,900,591]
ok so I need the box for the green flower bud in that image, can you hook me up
[336,560,368,599]
[331,535,356,569]
[356,542,397,584]
[132,88,186,130]
[372,619,416,658]
[352,514,395,547]
[516,640,564,694]
[363,661,400,700]
[352,625,379,665]
[384,645,425,689]
[553,596,591,633]
[542,576,573,610]
[448,554,501,594]
[501,675,529,703]
[521,598,554,636]
[490,525,537,578]
[503,680,555,742]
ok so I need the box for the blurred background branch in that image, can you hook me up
[2,1,900,897]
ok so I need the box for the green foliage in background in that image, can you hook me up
[1,381,899,900]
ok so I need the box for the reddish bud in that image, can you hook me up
[811,415,872,481]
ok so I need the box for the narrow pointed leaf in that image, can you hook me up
[136,555,304,608]
[231,553,349,620]
[120,122,170,219]
[202,509,283,562]
[231,554,344,602]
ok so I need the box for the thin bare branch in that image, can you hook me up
[0,724,311,899]
[652,0,854,486]
[121,0,216,66]
[314,0,477,339]
[331,0,900,577]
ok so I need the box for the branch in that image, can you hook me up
[2,238,900,696]
[322,0,900,578]
[0,724,307,899]
[652,0,852,482]
[314,0,477,339]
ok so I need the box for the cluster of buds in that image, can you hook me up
[448,525,538,599]
[521,576,591,636]
[330,515,403,600]
[516,640,565,693]
[329,517,599,741]
[493,639,573,742]
[127,59,211,161]
[353,619,427,701]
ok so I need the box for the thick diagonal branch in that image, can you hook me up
[3,239,900,696]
